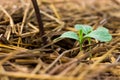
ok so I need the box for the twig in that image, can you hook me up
[31,0,47,44]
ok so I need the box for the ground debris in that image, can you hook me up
[0,0,120,80]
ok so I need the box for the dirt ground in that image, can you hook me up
[0,0,120,80]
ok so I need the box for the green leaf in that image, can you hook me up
[85,27,112,42]
[59,31,79,40]
[75,24,93,34]
[95,26,109,32]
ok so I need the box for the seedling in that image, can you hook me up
[58,24,112,50]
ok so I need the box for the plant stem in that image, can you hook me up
[88,38,91,48]
[78,30,83,51]
[31,0,47,44]
[88,38,92,59]
[79,43,82,51]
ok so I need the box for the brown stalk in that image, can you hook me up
[31,0,47,44]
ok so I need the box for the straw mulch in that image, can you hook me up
[0,0,120,80]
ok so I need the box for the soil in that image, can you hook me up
[0,0,120,80]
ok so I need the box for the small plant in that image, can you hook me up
[58,24,112,50]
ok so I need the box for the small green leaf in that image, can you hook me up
[75,24,93,34]
[59,31,79,40]
[95,26,109,32]
[85,27,112,42]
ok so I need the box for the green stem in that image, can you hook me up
[88,38,91,47]
[78,30,83,51]
[79,43,82,51]
[88,38,92,59]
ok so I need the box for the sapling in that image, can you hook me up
[58,24,112,50]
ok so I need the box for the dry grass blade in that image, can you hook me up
[26,58,42,80]
[78,45,118,80]
[18,3,30,46]
[44,50,72,73]
[0,5,15,40]
[0,71,79,80]
[0,0,120,80]
[0,65,9,80]
[0,49,27,65]
[50,3,61,20]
